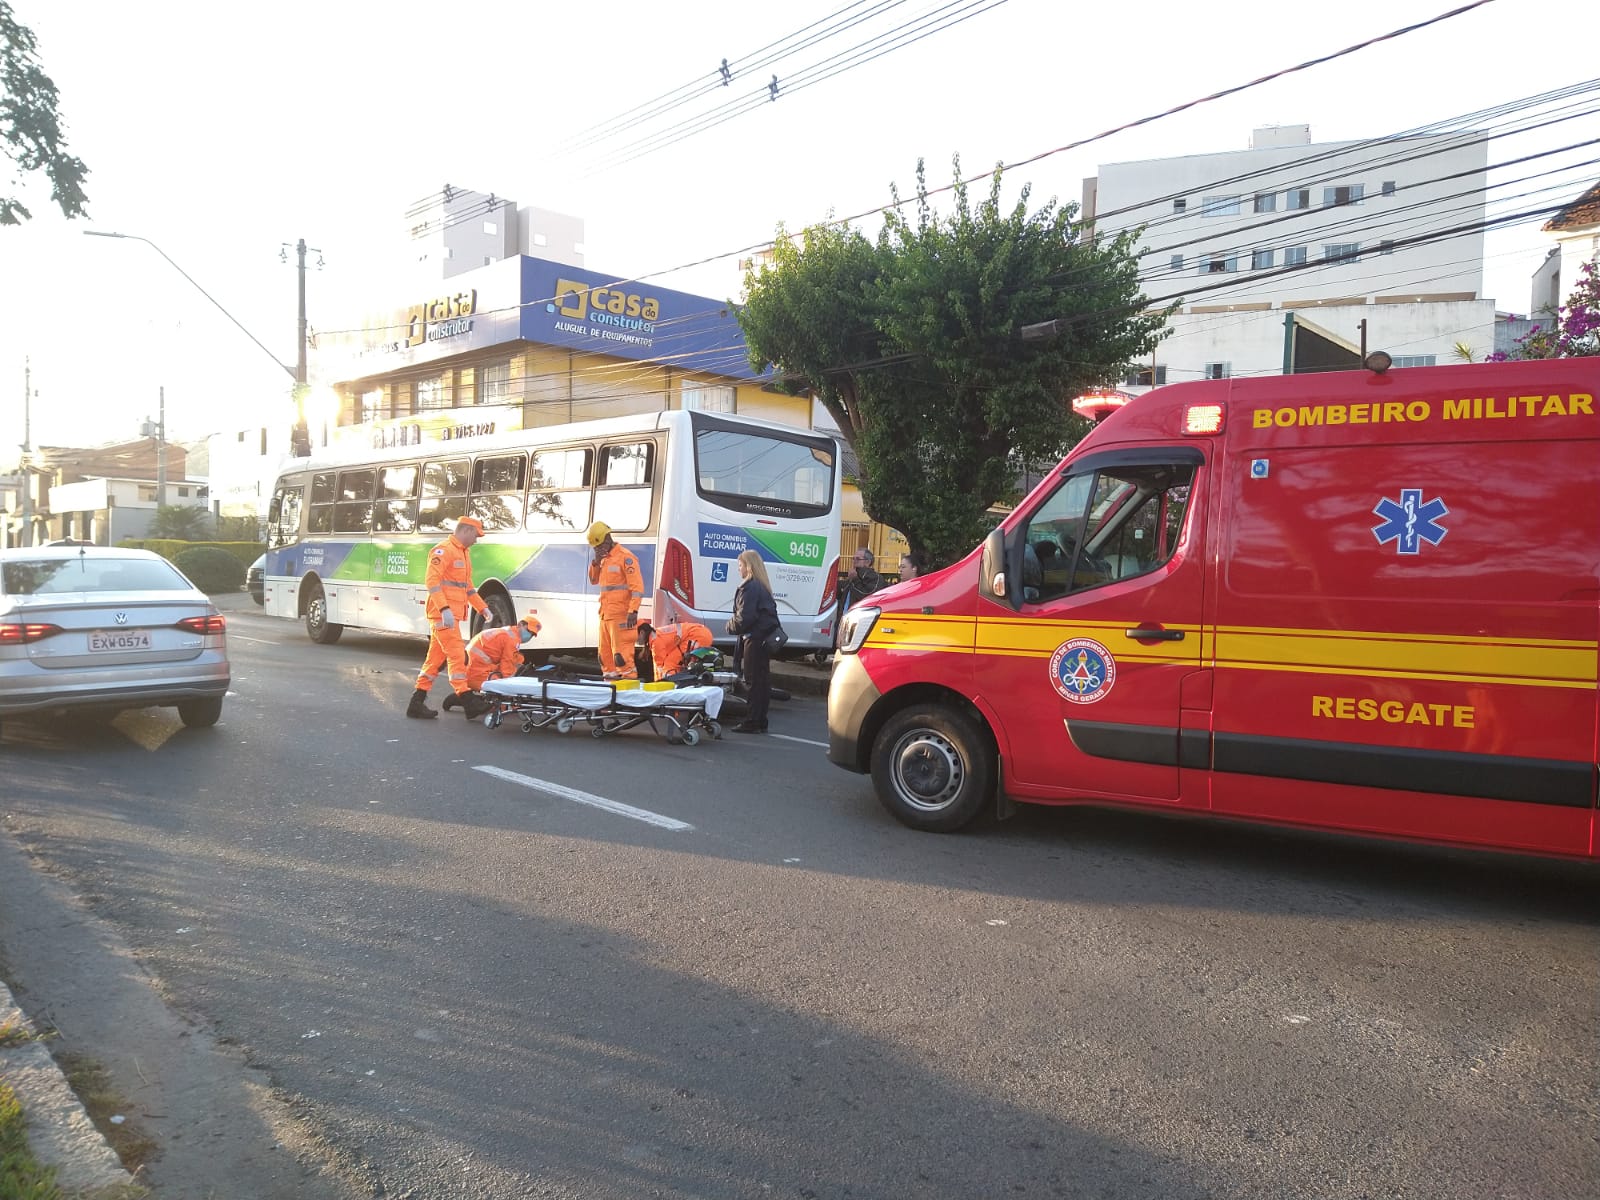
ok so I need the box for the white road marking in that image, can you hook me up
[768,732,828,748]
[228,634,277,645]
[472,765,694,831]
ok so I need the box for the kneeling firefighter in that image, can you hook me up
[585,521,644,679]
[443,610,542,718]
[633,620,716,682]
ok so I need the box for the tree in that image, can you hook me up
[739,158,1168,567]
[1,1,89,225]
[1489,259,1600,361]
[149,504,213,540]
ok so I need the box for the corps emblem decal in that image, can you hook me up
[1049,637,1116,704]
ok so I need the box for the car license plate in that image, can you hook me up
[90,630,153,652]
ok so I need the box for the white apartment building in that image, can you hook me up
[1086,125,1494,386]
[409,186,586,280]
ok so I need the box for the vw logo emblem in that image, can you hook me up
[114,612,128,625]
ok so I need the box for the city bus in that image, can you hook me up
[261,409,843,655]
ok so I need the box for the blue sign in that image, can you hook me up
[1372,488,1449,555]
[520,257,770,380]
[698,522,752,559]
[710,561,729,583]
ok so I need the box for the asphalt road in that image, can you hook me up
[2,599,1597,1199]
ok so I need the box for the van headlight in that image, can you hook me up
[838,605,879,654]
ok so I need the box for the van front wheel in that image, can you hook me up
[871,704,993,832]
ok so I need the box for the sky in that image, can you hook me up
[1,0,1595,457]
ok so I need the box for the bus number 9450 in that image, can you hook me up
[789,541,822,560]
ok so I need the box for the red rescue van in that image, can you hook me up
[826,359,1600,858]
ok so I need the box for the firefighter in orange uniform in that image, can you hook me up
[444,610,542,715]
[586,520,644,679]
[635,620,715,681]
[408,516,493,719]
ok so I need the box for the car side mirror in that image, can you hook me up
[978,527,1014,609]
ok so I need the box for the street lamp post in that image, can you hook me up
[82,229,315,455]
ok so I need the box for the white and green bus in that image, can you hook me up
[261,409,843,655]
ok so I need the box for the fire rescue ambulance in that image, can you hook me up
[827,358,1600,859]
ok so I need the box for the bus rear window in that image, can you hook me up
[693,423,834,518]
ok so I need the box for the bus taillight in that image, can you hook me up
[819,557,840,613]
[663,537,695,608]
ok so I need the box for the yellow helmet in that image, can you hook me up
[585,521,612,548]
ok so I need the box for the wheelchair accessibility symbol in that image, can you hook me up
[711,562,729,582]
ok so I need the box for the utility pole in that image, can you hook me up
[19,357,33,547]
[283,238,323,456]
[157,386,167,503]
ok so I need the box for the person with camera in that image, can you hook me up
[727,548,782,734]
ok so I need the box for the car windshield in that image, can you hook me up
[2,557,190,596]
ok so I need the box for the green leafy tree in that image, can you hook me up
[149,504,213,540]
[740,158,1169,567]
[1489,259,1600,361]
[1,0,88,224]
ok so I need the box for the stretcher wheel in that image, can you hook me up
[482,713,496,728]
[556,717,574,734]
[681,728,700,747]
[706,720,722,740]
[590,724,606,738]
[521,717,536,733]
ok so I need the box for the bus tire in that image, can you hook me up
[478,590,516,636]
[871,704,994,833]
[304,582,344,645]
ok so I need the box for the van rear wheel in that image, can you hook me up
[871,704,994,832]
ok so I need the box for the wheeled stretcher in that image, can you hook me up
[479,677,726,745]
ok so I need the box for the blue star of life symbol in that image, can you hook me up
[1372,488,1449,555]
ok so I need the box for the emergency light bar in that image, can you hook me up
[1184,405,1225,435]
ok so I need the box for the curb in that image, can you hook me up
[0,982,134,1195]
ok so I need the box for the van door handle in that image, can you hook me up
[1125,627,1184,641]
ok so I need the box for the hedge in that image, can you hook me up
[118,539,264,570]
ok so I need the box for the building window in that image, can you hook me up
[483,221,498,235]
[533,232,548,246]
[1203,362,1231,380]
[137,484,157,502]
[1169,254,1184,272]
[1379,240,1395,255]
[1253,193,1277,213]
[177,486,190,498]
[1324,242,1361,263]
[1201,195,1241,216]
[1381,180,1396,197]
[1323,184,1365,207]
[360,388,384,422]
[1284,246,1307,266]
[1391,355,1437,368]
[1285,189,1310,210]
[259,428,268,455]
[416,375,448,410]
[479,360,512,404]
[1123,365,1167,387]
[1252,248,1275,270]
[1204,254,1237,274]
[682,383,735,413]
[1172,198,1187,214]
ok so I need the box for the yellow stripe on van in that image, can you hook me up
[870,614,1600,692]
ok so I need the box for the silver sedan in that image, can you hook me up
[0,545,230,736]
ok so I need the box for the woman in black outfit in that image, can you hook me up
[727,548,780,733]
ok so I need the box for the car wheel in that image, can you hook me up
[304,582,344,644]
[870,704,994,832]
[178,696,224,728]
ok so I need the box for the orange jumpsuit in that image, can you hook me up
[415,534,489,697]
[650,621,715,676]
[462,623,535,691]
[588,542,644,678]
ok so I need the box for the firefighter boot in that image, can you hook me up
[441,693,460,711]
[406,688,438,719]
[462,692,491,720]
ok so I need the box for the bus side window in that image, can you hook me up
[526,447,592,533]
[334,469,376,534]
[271,487,304,547]
[593,441,655,532]
[374,463,420,533]
[308,472,337,535]
[469,453,527,532]
[419,459,468,534]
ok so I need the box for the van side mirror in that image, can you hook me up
[978,528,1014,609]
